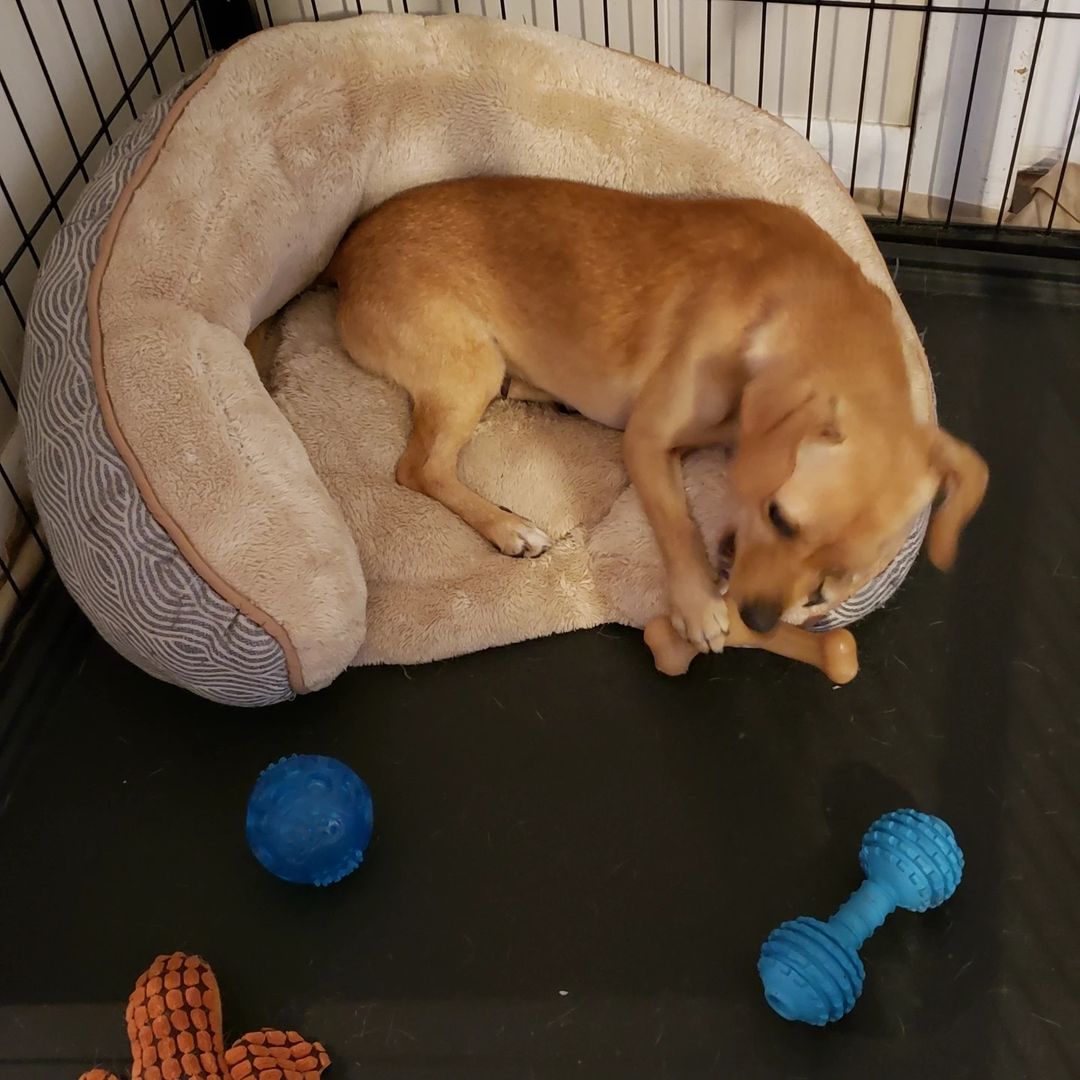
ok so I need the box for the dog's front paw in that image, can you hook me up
[670,582,729,653]
[489,513,552,558]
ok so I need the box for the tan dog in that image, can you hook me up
[323,177,987,651]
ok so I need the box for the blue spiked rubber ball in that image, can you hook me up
[246,754,374,886]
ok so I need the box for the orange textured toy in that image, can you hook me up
[79,952,330,1080]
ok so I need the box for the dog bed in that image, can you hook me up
[21,14,934,706]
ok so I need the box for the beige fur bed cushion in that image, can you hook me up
[270,290,741,666]
[95,14,933,691]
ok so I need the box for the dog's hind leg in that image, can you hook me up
[395,341,552,558]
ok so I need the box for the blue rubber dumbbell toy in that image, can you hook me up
[758,808,963,1025]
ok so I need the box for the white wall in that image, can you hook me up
[275,0,924,123]
[908,0,1080,217]
[262,0,1079,205]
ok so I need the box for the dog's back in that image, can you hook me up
[327,177,902,427]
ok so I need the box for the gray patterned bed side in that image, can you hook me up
[816,506,930,631]
[20,81,294,707]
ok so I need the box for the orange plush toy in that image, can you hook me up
[79,952,330,1080]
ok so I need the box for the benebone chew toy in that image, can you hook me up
[643,604,859,684]
[79,952,330,1080]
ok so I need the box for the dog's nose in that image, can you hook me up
[739,600,783,634]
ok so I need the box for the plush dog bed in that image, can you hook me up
[22,14,934,706]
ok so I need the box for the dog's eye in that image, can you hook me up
[804,581,826,607]
[718,531,737,564]
[767,501,798,538]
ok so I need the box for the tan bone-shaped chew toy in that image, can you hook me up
[79,952,330,1080]
[644,601,859,684]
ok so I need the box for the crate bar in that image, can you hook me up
[707,0,713,84]
[896,0,933,223]
[995,0,1051,227]
[1,281,24,338]
[159,0,188,71]
[849,0,876,197]
[758,3,768,108]
[869,217,1080,259]
[194,0,260,51]
[13,0,89,183]
[0,71,64,223]
[945,0,991,225]
[192,0,210,53]
[56,0,114,146]
[0,304,21,400]
[124,0,164,94]
[0,547,22,604]
[0,459,45,558]
[0,173,40,270]
[1046,87,1080,234]
[91,0,140,121]
[0,3,205,295]
[739,0,1077,19]
[805,4,820,141]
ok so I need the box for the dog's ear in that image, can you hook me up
[924,428,989,570]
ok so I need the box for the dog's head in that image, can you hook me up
[726,308,988,633]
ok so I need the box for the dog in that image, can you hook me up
[321,176,988,652]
